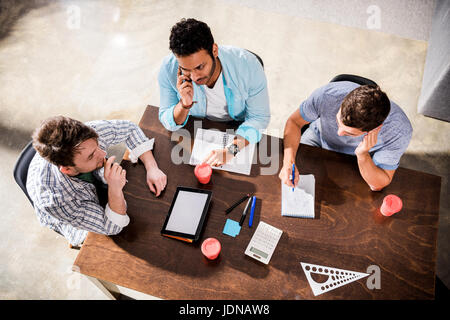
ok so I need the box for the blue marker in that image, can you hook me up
[248,196,257,228]
[291,163,295,191]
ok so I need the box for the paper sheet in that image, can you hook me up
[189,128,256,175]
[281,174,315,218]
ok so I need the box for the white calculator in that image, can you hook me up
[245,221,283,264]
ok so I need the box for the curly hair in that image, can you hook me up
[169,18,214,58]
[340,85,391,132]
[32,116,98,167]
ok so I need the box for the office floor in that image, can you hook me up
[0,0,448,299]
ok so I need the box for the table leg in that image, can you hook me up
[84,275,117,300]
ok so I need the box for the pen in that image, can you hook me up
[292,163,295,191]
[248,196,256,228]
[225,194,250,214]
[239,197,253,226]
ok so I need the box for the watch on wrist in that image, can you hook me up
[226,142,240,156]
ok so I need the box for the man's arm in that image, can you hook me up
[103,156,127,215]
[356,153,395,191]
[279,110,310,187]
[203,135,249,167]
[139,150,167,197]
[355,127,395,191]
[173,67,196,125]
[44,158,129,235]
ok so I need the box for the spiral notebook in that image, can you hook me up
[281,174,315,218]
[189,128,256,175]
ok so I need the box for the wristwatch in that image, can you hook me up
[226,142,240,156]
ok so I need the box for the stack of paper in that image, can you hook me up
[189,128,256,175]
[281,174,315,219]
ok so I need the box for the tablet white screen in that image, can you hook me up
[165,191,209,235]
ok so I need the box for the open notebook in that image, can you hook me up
[189,128,256,175]
[281,174,315,218]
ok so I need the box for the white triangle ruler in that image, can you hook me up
[300,262,370,296]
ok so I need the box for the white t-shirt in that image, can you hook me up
[204,72,233,122]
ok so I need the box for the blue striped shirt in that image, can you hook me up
[26,120,154,246]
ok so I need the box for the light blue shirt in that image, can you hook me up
[300,81,412,170]
[158,45,270,143]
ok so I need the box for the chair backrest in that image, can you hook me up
[13,141,36,207]
[330,74,378,86]
[245,49,264,69]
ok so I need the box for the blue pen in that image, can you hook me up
[291,163,295,191]
[248,196,257,228]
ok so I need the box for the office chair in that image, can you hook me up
[330,74,378,86]
[246,49,264,69]
[300,74,378,134]
[13,141,36,207]
[13,141,82,249]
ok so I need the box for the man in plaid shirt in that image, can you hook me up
[26,116,167,246]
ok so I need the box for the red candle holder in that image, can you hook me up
[380,194,403,216]
[194,163,212,184]
[201,238,221,260]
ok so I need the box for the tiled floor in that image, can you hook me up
[0,0,448,299]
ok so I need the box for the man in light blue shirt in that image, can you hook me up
[279,82,412,191]
[158,18,270,166]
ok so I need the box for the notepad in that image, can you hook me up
[281,174,315,219]
[189,128,256,175]
[223,219,241,237]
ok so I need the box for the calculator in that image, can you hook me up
[245,221,283,264]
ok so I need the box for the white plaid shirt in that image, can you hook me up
[26,120,154,246]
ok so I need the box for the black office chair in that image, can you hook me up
[301,74,378,134]
[330,74,378,86]
[13,141,83,249]
[13,141,36,207]
[246,49,264,69]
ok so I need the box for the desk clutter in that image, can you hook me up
[73,106,440,300]
[163,143,403,273]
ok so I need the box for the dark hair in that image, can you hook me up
[32,116,98,167]
[340,85,391,131]
[169,18,214,58]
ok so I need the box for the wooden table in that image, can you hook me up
[73,105,441,300]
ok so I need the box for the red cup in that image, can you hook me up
[194,163,212,184]
[201,238,221,260]
[380,194,403,216]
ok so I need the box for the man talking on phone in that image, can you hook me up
[158,18,270,166]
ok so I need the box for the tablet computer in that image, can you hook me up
[161,186,212,243]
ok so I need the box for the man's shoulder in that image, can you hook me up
[384,102,413,136]
[159,53,178,72]
[27,154,62,198]
[84,119,134,131]
[219,45,259,66]
[306,81,359,114]
[319,81,360,98]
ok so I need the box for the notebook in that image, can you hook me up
[189,128,256,175]
[281,174,315,218]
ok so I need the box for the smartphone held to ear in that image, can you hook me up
[179,67,192,83]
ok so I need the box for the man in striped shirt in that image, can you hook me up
[26,116,167,246]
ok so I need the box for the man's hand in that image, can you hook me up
[279,162,299,188]
[104,156,127,191]
[176,67,194,107]
[203,148,234,167]
[355,126,382,157]
[146,167,167,197]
